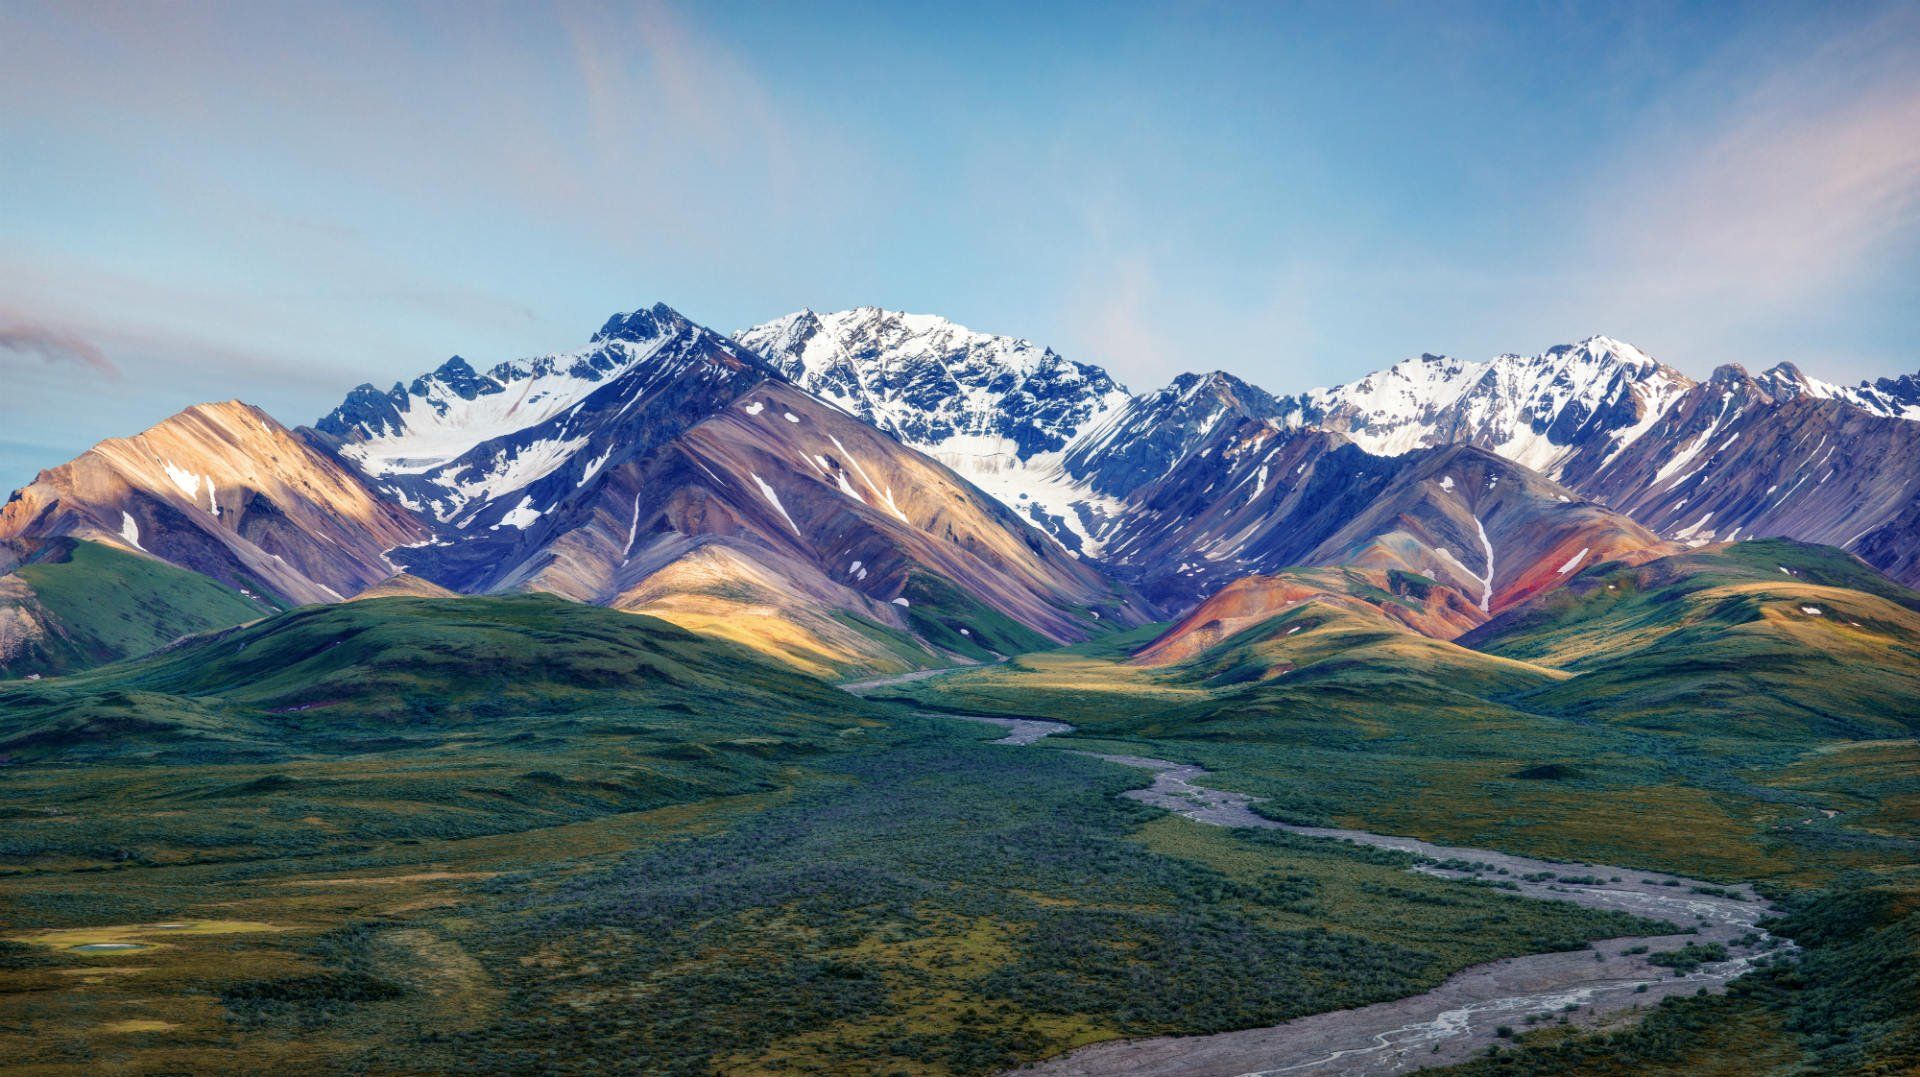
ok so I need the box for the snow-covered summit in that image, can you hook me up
[316,302,759,479]
[737,307,1130,457]
[1281,335,1695,478]
[1760,361,1920,421]
[312,302,771,523]
[737,307,1135,555]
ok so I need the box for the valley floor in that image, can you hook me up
[2,632,1916,1075]
[0,710,1674,1075]
[880,633,1920,1075]
[960,716,1780,1075]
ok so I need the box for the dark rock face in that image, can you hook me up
[1570,371,1920,567]
[1062,371,1284,497]
[1861,371,1920,416]
[593,303,682,344]
[313,383,412,441]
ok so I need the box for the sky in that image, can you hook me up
[2,1,1919,492]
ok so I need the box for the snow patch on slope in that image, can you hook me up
[162,461,201,500]
[1472,515,1495,612]
[340,338,666,477]
[750,473,801,535]
[491,495,544,530]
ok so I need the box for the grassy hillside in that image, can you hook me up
[344,573,459,601]
[1134,567,1485,662]
[895,540,1920,1074]
[1463,539,1920,740]
[1153,600,1562,696]
[0,539,273,679]
[612,543,944,679]
[0,598,1667,1075]
[0,593,867,764]
[1462,538,1920,666]
[894,542,1920,883]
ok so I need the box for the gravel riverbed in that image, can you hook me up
[950,716,1785,1077]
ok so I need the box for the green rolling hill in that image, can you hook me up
[1464,539,1920,740]
[0,538,274,680]
[0,592,874,765]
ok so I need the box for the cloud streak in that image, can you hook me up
[1590,8,1920,310]
[0,322,119,379]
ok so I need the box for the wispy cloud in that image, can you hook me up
[0,321,118,378]
[552,0,845,236]
[1066,254,1171,380]
[1590,8,1920,310]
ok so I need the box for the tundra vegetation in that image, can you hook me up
[4,543,1918,1074]
[890,541,1920,1073]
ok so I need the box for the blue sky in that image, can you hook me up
[2,1,1918,492]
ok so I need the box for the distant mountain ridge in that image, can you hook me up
[740,314,1920,589]
[1280,340,1920,584]
[4,298,1917,684]
[1276,336,1694,476]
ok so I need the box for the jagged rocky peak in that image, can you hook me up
[735,306,1141,558]
[592,301,691,344]
[1166,369,1281,412]
[1859,370,1920,419]
[1754,360,1920,421]
[303,301,783,535]
[1276,334,1696,477]
[1096,370,1283,434]
[1059,369,1285,499]
[313,301,768,472]
[1758,360,1809,385]
[737,306,1130,459]
[413,355,494,399]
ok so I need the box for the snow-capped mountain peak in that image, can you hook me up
[1758,360,1920,421]
[1547,334,1659,368]
[312,301,772,521]
[1285,335,1694,477]
[737,307,1134,555]
[737,307,1128,455]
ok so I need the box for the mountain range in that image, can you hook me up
[3,300,1916,678]
[6,298,1920,1076]
[743,312,1920,604]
